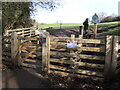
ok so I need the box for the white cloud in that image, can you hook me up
[31,0,120,23]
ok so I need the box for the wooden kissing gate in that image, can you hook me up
[2,28,120,83]
[41,33,120,83]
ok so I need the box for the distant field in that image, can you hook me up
[39,21,120,30]
[39,23,82,29]
[104,27,120,35]
[38,21,120,35]
[90,21,120,30]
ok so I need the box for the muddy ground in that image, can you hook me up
[2,63,120,89]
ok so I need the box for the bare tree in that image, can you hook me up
[32,0,62,11]
[98,12,107,22]
[110,13,117,17]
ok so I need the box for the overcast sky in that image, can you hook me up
[31,0,120,24]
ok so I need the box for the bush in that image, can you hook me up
[101,16,120,23]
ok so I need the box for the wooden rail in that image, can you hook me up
[41,34,105,80]
[5,27,36,37]
[50,37,105,44]
[51,44,105,52]
[2,27,36,62]
[50,64,103,78]
[41,34,120,82]
[116,36,120,78]
[104,36,120,82]
[2,29,120,83]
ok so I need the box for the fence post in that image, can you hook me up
[5,30,9,36]
[17,38,22,66]
[22,29,24,37]
[119,36,120,43]
[79,26,83,37]
[11,32,18,66]
[93,23,97,39]
[110,36,119,81]
[46,32,50,73]
[104,35,113,82]
[30,29,32,37]
[0,35,2,64]
[78,35,82,47]
[42,32,50,73]
[71,34,75,40]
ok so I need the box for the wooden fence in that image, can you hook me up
[42,34,120,82]
[5,27,36,37]
[2,28,120,83]
[117,37,120,75]
[104,36,120,82]
[43,34,105,79]
[16,34,42,70]
[2,27,36,62]
[2,35,11,62]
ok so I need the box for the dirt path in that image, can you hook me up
[47,28,80,37]
[2,68,51,88]
[47,28,104,39]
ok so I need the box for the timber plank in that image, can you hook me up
[50,51,104,60]
[77,46,105,52]
[7,28,30,33]
[2,35,10,38]
[21,63,37,68]
[20,53,36,58]
[2,47,11,51]
[49,71,103,80]
[17,37,37,41]
[110,36,119,81]
[50,42,66,45]
[50,44,105,52]
[16,32,23,34]
[50,37,105,44]
[104,36,113,82]
[11,32,19,60]
[2,57,10,61]
[26,37,37,41]
[2,41,11,44]
[50,59,104,69]
[2,52,11,56]
[20,58,36,63]
[50,64,103,78]
[24,34,30,36]
[24,31,30,33]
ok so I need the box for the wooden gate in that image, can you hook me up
[2,28,120,82]
[2,28,43,73]
[42,34,105,80]
[42,34,120,82]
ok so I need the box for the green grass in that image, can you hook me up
[39,23,82,29]
[39,21,120,30]
[104,27,120,35]
[39,22,120,35]
[38,21,120,35]
[89,21,120,30]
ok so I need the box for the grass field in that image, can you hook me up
[38,21,120,35]
[39,21,120,29]
[39,23,83,29]
[104,27,120,35]
[90,21,120,29]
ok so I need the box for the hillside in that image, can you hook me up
[39,21,120,36]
